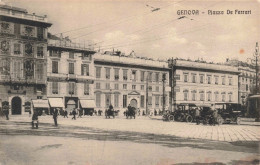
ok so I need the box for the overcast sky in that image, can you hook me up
[4,0,260,62]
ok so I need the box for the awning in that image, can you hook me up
[80,99,96,108]
[32,99,49,108]
[48,98,64,108]
[250,95,260,98]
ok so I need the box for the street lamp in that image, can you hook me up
[247,42,259,94]
[168,58,176,112]
[162,73,166,113]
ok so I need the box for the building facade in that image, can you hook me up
[93,52,170,115]
[225,59,257,105]
[0,4,51,114]
[171,59,239,108]
[47,38,96,113]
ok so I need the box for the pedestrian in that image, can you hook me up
[78,108,82,118]
[64,109,68,118]
[138,108,140,116]
[195,108,200,125]
[72,108,76,120]
[142,110,145,116]
[53,108,59,126]
[154,109,157,116]
[32,110,39,129]
[4,108,9,120]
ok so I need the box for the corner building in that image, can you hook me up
[93,52,170,114]
[47,38,96,113]
[0,4,51,114]
[173,59,239,106]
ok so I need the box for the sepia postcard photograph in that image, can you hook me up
[0,0,259,164]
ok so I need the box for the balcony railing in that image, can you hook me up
[0,8,48,22]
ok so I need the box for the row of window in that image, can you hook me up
[0,41,44,57]
[96,67,167,82]
[95,93,167,108]
[0,22,45,39]
[0,59,45,79]
[51,82,90,95]
[183,91,233,102]
[95,82,161,92]
[51,61,89,75]
[182,73,233,85]
[49,50,92,61]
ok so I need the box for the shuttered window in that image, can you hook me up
[140,95,145,108]
[114,94,119,107]
[69,63,74,74]
[96,67,101,78]
[96,93,101,107]
[52,61,58,73]
[81,64,89,76]
[84,83,89,95]
[52,82,58,94]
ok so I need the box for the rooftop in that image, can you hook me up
[0,4,48,23]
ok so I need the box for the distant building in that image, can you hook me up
[93,52,170,114]
[47,38,96,114]
[225,59,257,105]
[0,4,51,114]
[171,59,239,108]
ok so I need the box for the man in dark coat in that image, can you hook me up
[32,111,39,128]
[53,108,59,126]
[64,109,68,118]
[72,108,76,120]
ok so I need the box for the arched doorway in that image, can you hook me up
[130,99,137,110]
[67,100,76,113]
[12,96,22,115]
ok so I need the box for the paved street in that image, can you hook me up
[0,115,259,165]
[2,115,259,142]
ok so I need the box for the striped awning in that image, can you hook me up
[32,99,49,108]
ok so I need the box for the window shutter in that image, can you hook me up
[48,82,52,95]
[74,83,77,95]
[58,82,60,94]
[81,64,84,75]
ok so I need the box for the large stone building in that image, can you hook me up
[170,59,239,109]
[225,59,257,105]
[93,52,170,114]
[0,4,51,114]
[46,37,96,114]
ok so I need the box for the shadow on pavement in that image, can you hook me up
[0,121,259,155]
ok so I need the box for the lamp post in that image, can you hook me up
[247,42,259,94]
[162,73,166,113]
[254,42,259,94]
[146,73,149,116]
[168,58,176,112]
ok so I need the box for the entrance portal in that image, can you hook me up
[67,100,76,113]
[11,96,22,115]
[130,99,137,110]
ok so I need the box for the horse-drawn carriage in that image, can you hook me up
[126,107,135,119]
[105,105,115,119]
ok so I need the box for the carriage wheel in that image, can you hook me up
[236,117,241,125]
[186,115,193,123]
